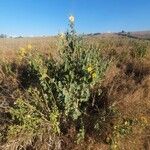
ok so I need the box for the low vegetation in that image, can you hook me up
[0,18,150,150]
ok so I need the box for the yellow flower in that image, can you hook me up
[92,72,97,78]
[18,47,27,61]
[27,44,32,50]
[20,47,26,52]
[26,115,31,118]
[60,32,65,39]
[19,47,26,56]
[141,116,148,125]
[69,15,75,23]
[124,121,128,125]
[87,66,93,73]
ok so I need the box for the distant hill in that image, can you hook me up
[85,30,150,40]
[117,30,150,40]
[129,31,150,39]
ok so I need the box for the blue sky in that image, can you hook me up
[0,0,150,36]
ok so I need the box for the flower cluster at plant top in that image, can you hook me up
[69,15,75,23]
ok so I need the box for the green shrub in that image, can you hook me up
[6,17,109,149]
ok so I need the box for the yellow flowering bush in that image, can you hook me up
[8,16,109,148]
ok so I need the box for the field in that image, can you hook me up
[0,36,58,60]
[0,30,150,150]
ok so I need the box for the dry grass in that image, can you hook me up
[0,36,58,61]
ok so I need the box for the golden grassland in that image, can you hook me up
[0,34,149,60]
[0,34,150,150]
[0,36,58,60]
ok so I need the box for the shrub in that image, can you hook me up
[5,16,109,149]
